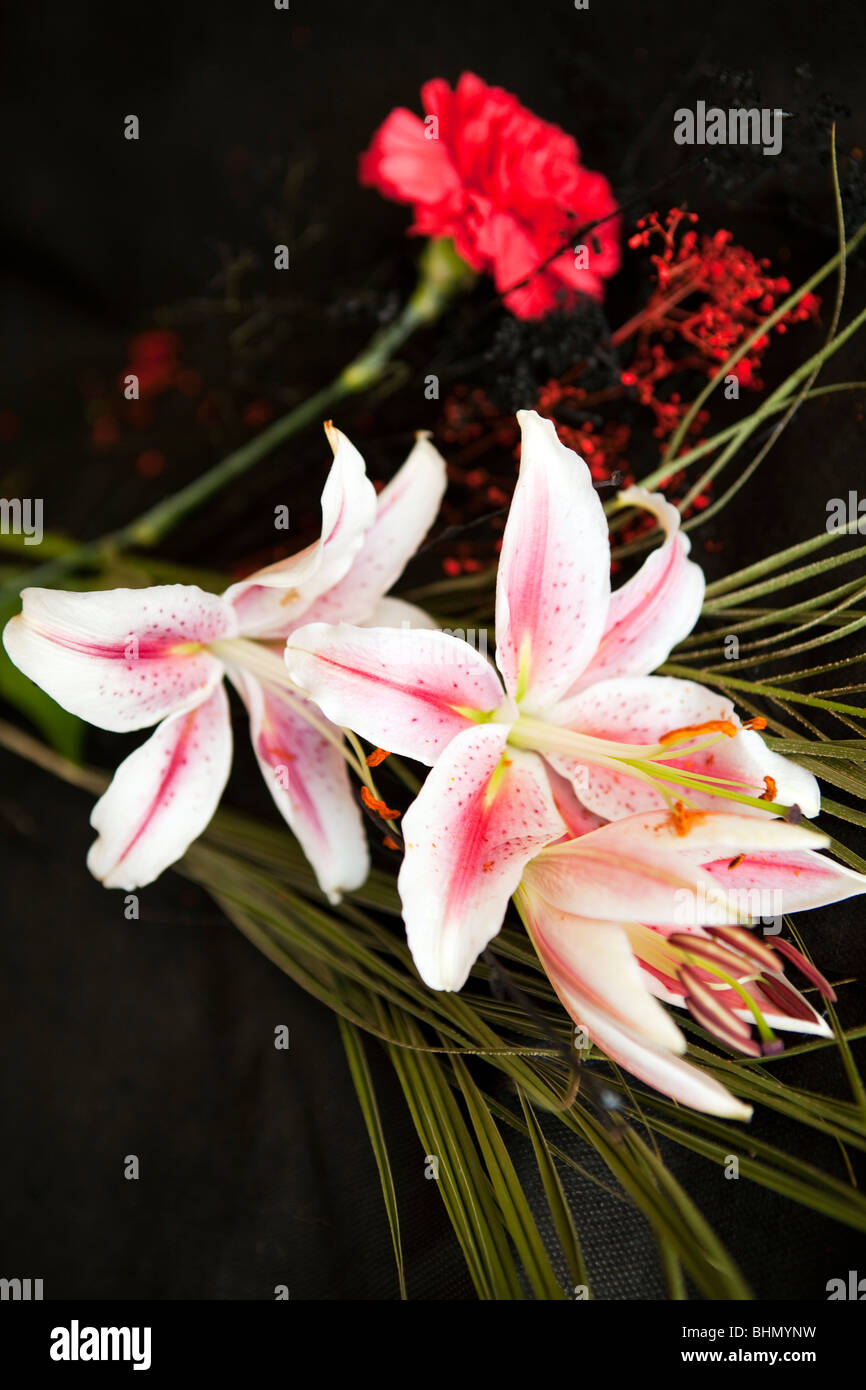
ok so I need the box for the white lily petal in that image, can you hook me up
[224,422,377,638]
[399,725,566,990]
[363,595,441,631]
[526,901,686,1052]
[495,410,611,711]
[286,621,507,765]
[229,670,369,904]
[548,675,821,820]
[570,486,705,690]
[87,683,232,889]
[299,432,447,626]
[556,983,752,1119]
[3,585,234,732]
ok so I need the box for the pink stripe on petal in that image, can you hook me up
[87,682,232,889]
[230,671,368,904]
[702,848,866,914]
[287,621,507,765]
[570,488,704,692]
[524,827,732,927]
[495,411,610,711]
[3,585,235,732]
[527,811,851,931]
[398,725,565,990]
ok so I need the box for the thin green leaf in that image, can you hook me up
[338,1017,407,1299]
[518,1090,591,1295]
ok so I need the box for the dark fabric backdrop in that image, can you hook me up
[1,0,864,1299]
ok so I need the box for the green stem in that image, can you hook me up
[1,237,473,600]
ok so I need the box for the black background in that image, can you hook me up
[1,0,865,1300]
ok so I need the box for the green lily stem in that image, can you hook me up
[0,237,474,601]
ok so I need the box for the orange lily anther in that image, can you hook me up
[361,786,401,819]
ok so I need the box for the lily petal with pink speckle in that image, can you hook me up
[3,423,447,898]
[286,410,820,985]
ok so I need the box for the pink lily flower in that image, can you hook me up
[286,409,820,987]
[3,424,446,901]
[518,809,866,1117]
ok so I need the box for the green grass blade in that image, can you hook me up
[338,1017,407,1299]
[518,1090,591,1295]
[452,1057,567,1299]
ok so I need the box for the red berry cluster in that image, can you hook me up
[621,209,820,425]
[437,209,820,574]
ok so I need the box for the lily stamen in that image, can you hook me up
[707,926,781,973]
[681,955,781,1052]
[509,712,794,819]
[772,938,838,1002]
[679,965,761,1053]
[659,718,739,745]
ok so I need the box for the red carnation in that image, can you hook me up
[360,71,621,319]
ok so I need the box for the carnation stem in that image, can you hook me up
[0,238,474,601]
